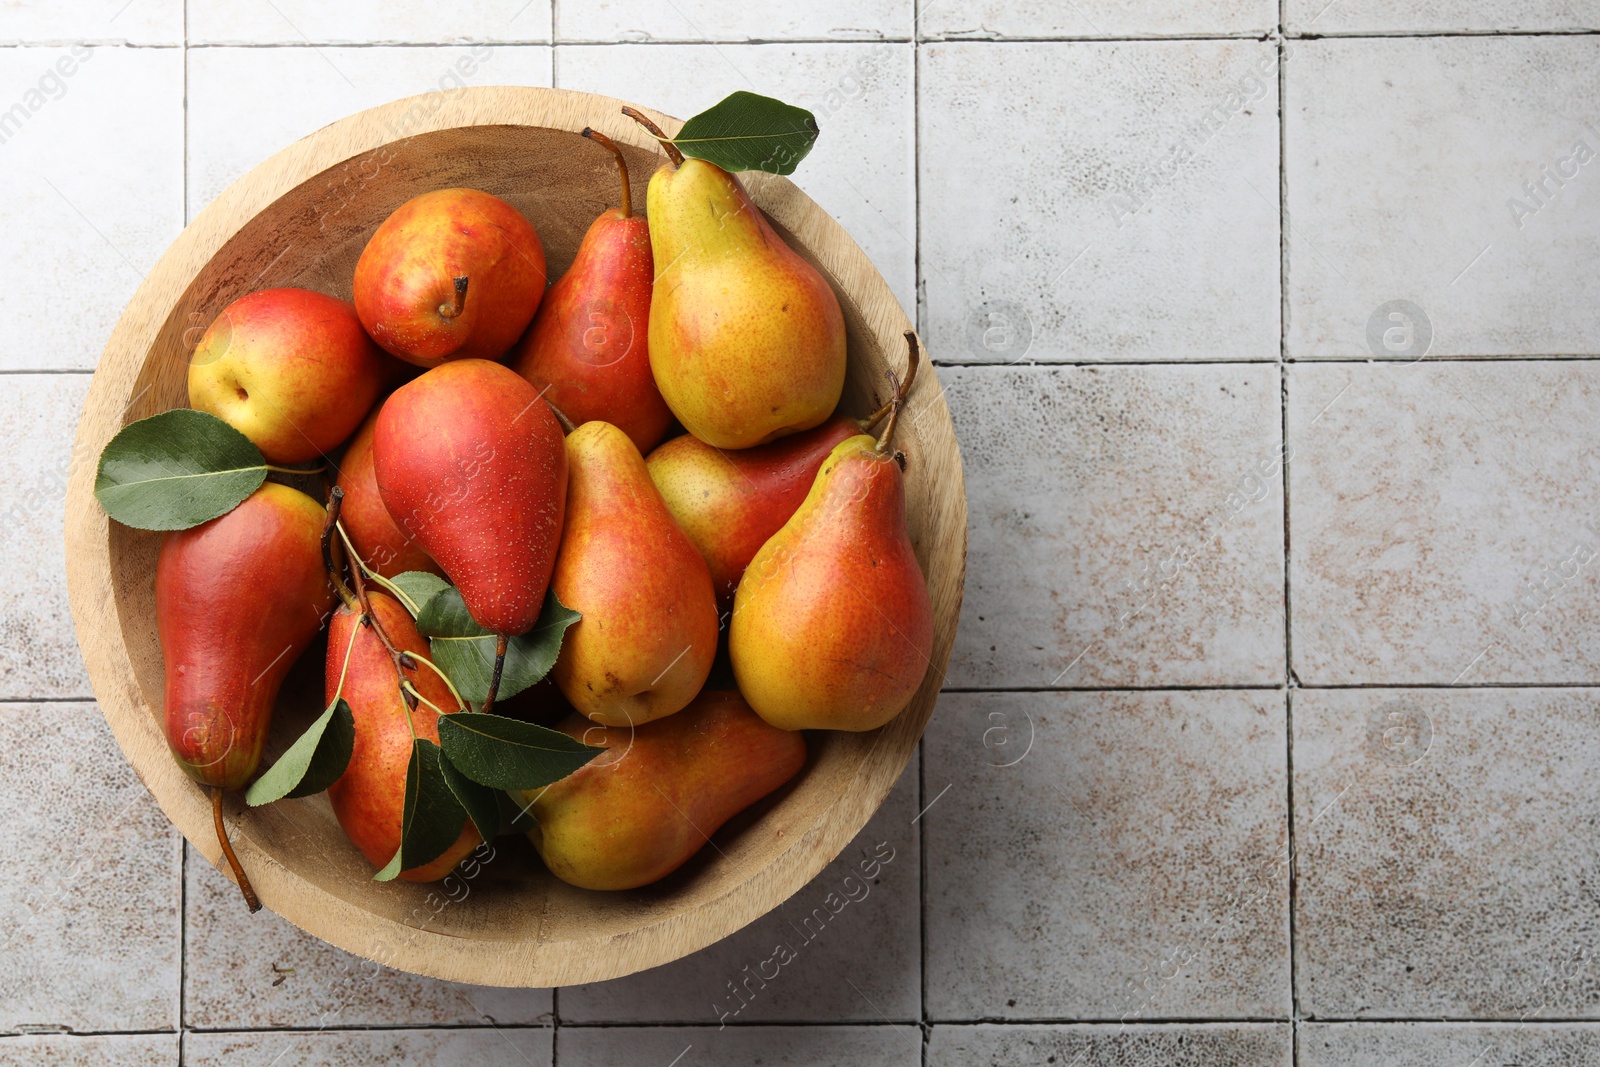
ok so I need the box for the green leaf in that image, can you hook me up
[669,91,819,175]
[373,738,468,882]
[95,408,269,530]
[244,698,355,806]
[387,570,451,618]
[437,712,603,791]
[438,749,501,841]
[417,587,581,704]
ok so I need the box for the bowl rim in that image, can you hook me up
[63,84,966,987]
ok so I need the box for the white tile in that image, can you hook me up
[920,0,1275,39]
[558,0,912,41]
[0,46,182,371]
[561,759,919,1024]
[945,364,1285,689]
[919,40,1280,363]
[559,1025,919,1067]
[1287,362,1600,685]
[0,375,91,698]
[184,854,552,1029]
[924,691,1290,1021]
[187,2,550,44]
[0,1,182,44]
[1287,0,1600,34]
[184,1028,551,1065]
[1302,1023,1600,1066]
[1286,37,1600,358]
[556,42,916,318]
[0,702,181,1032]
[930,1023,1293,1065]
[0,1033,178,1066]
[1294,688,1600,1019]
[186,45,553,219]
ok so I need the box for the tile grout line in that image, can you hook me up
[1273,3,1304,1061]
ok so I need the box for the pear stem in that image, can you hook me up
[863,331,922,433]
[337,520,418,706]
[582,127,632,218]
[482,633,508,714]
[265,464,327,476]
[322,488,359,612]
[621,106,684,167]
[438,276,469,320]
[407,651,469,712]
[212,788,261,913]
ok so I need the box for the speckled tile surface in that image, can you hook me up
[6,4,1599,1063]
[923,690,1290,1021]
[1287,361,1600,685]
[946,363,1286,688]
[1294,687,1600,1019]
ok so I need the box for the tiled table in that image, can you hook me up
[2,2,1597,1064]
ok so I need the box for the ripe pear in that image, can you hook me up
[327,591,479,881]
[730,435,934,732]
[373,358,567,635]
[334,403,442,579]
[648,415,860,611]
[512,130,671,453]
[645,157,846,449]
[516,690,806,891]
[188,288,387,464]
[354,188,546,367]
[551,421,718,727]
[157,482,335,788]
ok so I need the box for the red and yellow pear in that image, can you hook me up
[729,426,933,732]
[516,691,806,891]
[188,288,387,464]
[158,481,335,790]
[511,129,671,453]
[550,420,718,727]
[373,358,567,637]
[326,591,479,882]
[354,188,546,367]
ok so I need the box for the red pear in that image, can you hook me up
[327,592,479,881]
[373,359,567,635]
[511,129,671,453]
[354,188,546,367]
[334,403,441,579]
[158,481,335,789]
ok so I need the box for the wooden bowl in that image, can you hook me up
[63,87,965,987]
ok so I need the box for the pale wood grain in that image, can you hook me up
[63,86,965,987]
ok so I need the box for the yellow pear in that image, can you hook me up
[646,157,846,449]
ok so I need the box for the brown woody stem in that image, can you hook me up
[866,331,921,439]
[339,521,417,703]
[322,488,358,611]
[213,788,261,913]
[621,106,684,167]
[482,633,509,714]
[438,276,469,319]
[582,127,632,218]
